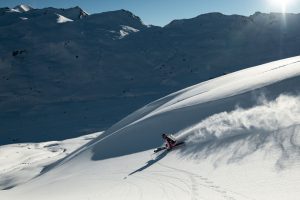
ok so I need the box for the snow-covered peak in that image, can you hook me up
[13,4,33,12]
[56,14,73,23]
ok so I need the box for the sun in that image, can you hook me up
[268,0,293,13]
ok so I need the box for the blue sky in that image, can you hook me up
[1,0,300,26]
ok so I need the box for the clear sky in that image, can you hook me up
[1,0,300,26]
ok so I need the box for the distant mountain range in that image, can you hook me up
[1,5,300,144]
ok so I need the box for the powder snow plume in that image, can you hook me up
[176,95,300,167]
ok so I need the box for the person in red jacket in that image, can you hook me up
[162,133,177,150]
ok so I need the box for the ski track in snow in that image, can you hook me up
[153,154,254,200]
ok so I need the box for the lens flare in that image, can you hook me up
[268,0,293,13]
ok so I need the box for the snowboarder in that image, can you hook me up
[162,133,177,150]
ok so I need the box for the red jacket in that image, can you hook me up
[165,136,176,149]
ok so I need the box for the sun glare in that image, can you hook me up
[268,0,293,13]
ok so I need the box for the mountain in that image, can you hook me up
[1,6,300,145]
[1,56,300,199]
[0,6,149,144]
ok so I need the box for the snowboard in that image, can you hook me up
[154,142,184,153]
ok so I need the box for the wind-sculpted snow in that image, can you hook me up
[176,94,300,168]
[52,57,296,164]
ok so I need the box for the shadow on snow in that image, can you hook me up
[128,151,168,176]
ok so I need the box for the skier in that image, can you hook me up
[162,133,177,150]
[154,133,184,153]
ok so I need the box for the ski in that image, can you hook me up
[154,142,185,153]
[154,147,166,153]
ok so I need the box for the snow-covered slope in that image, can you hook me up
[2,6,300,146]
[1,56,300,200]
[0,132,102,190]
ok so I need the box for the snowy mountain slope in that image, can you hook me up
[2,6,300,145]
[67,56,300,161]
[0,132,102,190]
[0,6,86,27]
[0,7,151,144]
[1,57,300,200]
